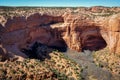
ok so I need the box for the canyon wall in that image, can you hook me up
[63,13,120,55]
[100,13,120,54]
[0,12,120,59]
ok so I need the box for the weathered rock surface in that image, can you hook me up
[0,44,7,61]
[63,13,120,55]
[27,13,63,28]
[0,12,120,60]
[0,24,5,36]
[62,13,107,52]
[5,16,27,32]
[100,13,120,54]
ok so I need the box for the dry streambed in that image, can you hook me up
[64,48,120,80]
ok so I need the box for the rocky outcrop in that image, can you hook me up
[63,13,120,55]
[0,24,5,36]
[90,6,108,13]
[1,13,65,60]
[1,12,120,60]
[0,44,7,61]
[62,13,107,52]
[100,13,120,54]
[27,13,63,28]
[90,6,120,13]
[5,16,27,32]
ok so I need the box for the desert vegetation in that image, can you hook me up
[0,51,82,80]
[93,48,120,79]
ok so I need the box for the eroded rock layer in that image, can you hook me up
[0,12,120,59]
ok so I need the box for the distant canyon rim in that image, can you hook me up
[0,7,120,60]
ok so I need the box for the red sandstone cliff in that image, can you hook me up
[0,12,120,60]
[100,13,120,54]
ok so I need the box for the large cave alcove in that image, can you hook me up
[81,28,107,51]
[21,39,68,60]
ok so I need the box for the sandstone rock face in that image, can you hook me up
[63,13,107,52]
[0,44,7,61]
[1,13,65,59]
[90,6,109,13]
[63,13,120,55]
[108,14,120,32]
[0,24,5,36]
[1,12,120,59]
[5,16,27,32]
[100,30,120,54]
[27,13,63,28]
[100,13,120,54]
[0,15,6,26]
[101,13,120,31]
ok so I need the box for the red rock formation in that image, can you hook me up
[1,13,65,60]
[5,16,27,32]
[0,44,7,61]
[100,13,120,54]
[1,12,120,60]
[27,13,63,28]
[90,6,109,13]
[0,24,5,36]
[63,13,107,52]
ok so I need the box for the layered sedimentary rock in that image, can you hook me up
[27,13,64,28]
[0,24,5,36]
[63,13,120,55]
[0,13,65,59]
[0,12,120,59]
[100,13,120,54]
[62,13,106,52]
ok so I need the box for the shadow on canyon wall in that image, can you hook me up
[21,26,108,61]
[21,41,67,61]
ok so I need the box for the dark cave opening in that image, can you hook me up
[21,41,67,60]
[82,35,107,51]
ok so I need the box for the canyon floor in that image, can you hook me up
[64,48,120,80]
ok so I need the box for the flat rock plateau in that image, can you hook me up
[0,6,120,80]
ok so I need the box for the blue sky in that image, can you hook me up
[0,0,120,7]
